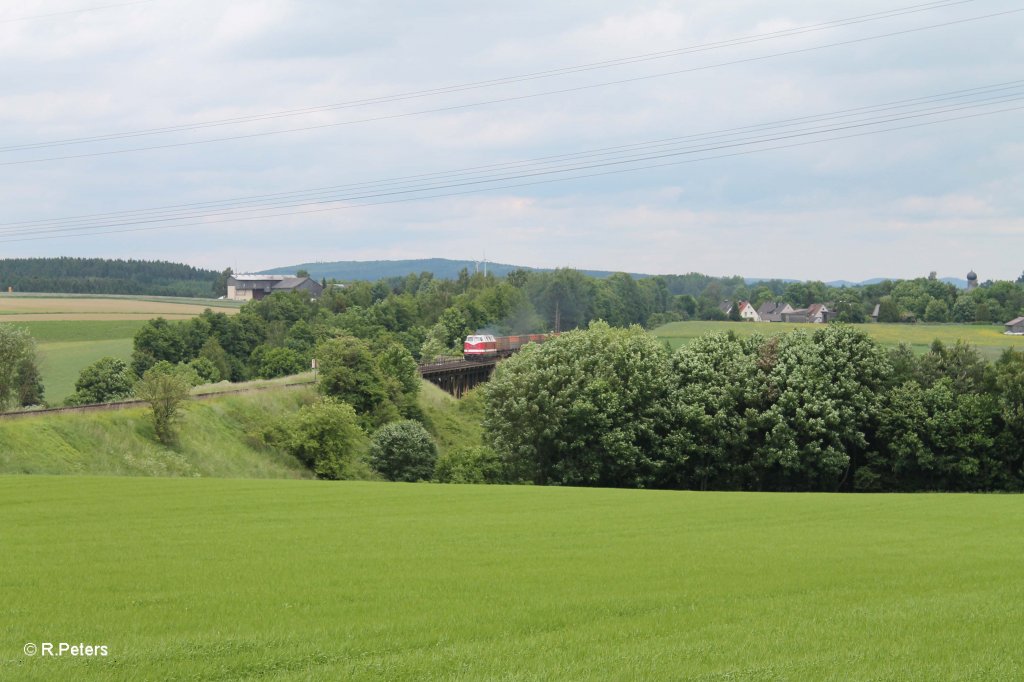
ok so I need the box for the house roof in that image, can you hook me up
[757,301,792,316]
[273,277,315,290]
[1006,316,1024,326]
[230,274,289,282]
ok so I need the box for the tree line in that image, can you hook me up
[0,257,220,297]
[481,323,1024,492]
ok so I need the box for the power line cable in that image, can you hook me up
[0,0,158,24]
[5,103,1017,244]
[1,92,1017,241]
[3,82,1019,232]
[1,1,1013,165]
[0,0,975,150]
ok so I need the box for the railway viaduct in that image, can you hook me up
[417,356,498,398]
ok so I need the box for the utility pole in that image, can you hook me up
[554,300,561,333]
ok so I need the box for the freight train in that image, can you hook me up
[463,333,554,360]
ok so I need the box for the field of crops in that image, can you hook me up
[0,293,240,321]
[0,296,239,404]
[652,320,1022,359]
[1,479,1021,680]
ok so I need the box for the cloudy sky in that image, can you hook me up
[1,0,1021,281]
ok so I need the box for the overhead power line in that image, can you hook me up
[0,82,1018,243]
[0,0,1004,163]
[0,0,158,24]
[3,80,1021,232]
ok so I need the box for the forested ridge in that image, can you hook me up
[0,257,219,297]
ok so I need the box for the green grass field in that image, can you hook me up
[2,480,1022,680]
[652,320,1023,359]
[21,320,150,404]
[35,339,135,404]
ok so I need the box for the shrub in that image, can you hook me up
[263,399,372,480]
[369,420,438,482]
[434,446,504,484]
[134,362,195,444]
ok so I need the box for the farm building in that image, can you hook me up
[226,274,324,301]
[757,301,794,322]
[1005,317,1024,335]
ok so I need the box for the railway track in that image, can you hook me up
[0,381,315,421]
[2,353,508,420]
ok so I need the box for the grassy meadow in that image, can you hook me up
[652,320,1022,359]
[0,295,239,404]
[2,479,1022,680]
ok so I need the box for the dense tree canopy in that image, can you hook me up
[483,321,674,487]
[481,324,1024,493]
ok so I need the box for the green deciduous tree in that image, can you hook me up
[134,362,196,444]
[483,321,674,487]
[66,357,135,406]
[251,345,306,379]
[858,380,998,491]
[664,332,761,490]
[316,336,399,427]
[0,325,43,410]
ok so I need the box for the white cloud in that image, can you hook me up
[0,0,1021,281]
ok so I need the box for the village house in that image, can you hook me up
[719,300,760,321]
[1005,316,1024,335]
[226,274,324,301]
[756,301,794,322]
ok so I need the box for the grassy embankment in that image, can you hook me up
[0,384,315,478]
[0,379,480,478]
[0,295,241,403]
[2,480,1022,680]
[417,380,485,455]
[652,320,1022,359]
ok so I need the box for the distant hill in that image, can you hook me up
[0,257,219,297]
[265,258,648,281]
[751,276,970,289]
[269,259,978,288]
